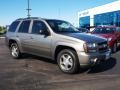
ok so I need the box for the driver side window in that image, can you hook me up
[31,20,47,34]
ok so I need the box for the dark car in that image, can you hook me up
[77,28,89,33]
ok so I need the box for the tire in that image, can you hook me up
[57,49,80,74]
[112,43,117,53]
[10,43,22,59]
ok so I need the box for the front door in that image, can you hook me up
[28,20,52,58]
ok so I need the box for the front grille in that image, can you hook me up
[98,41,108,53]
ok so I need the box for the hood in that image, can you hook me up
[62,33,106,43]
[95,34,114,38]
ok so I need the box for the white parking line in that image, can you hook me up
[0,37,5,39]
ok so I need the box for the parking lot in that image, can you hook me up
[0,38,120,90]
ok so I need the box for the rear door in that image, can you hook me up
[16,20,32,52]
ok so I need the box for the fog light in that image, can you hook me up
[91,58,98,63]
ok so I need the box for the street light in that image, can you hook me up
[26,0,32,18]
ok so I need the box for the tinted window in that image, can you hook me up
[93,27,115,34]
[8,21,20,32]
[18,20,30,33]
[94,10,120,27]
[31,21,47,34]
[116,27,120,32]
[79,16,90,28]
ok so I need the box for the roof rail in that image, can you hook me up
[16,17,42,21]
[16,18,24,20]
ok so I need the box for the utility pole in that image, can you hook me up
[26,0,31,18]
[58,8,61,18]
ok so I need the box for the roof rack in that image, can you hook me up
[16,17,42,21]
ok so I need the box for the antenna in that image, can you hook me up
[26,0,32,18]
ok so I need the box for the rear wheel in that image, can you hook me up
[57,49,80,74]
[10,43,22,59]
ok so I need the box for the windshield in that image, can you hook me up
[46,20,79,33]
[93,27,115,34]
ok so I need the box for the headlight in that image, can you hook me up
[87,43,98,48]
[108,38,112,41]
[83,43,98,53]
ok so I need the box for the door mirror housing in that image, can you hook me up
[39,29,50,36]
[39,29,44,34]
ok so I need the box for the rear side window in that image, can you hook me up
[18,20,30,33]
[31,21,47,34]
[8,21,20,32]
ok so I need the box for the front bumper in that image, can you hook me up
[77,50,111,68]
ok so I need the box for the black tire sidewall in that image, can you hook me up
[57,49,79,74]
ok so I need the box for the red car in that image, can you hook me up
[92,26,120,52]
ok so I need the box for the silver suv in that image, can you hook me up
[6,17,111,74]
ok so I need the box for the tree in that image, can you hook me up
[0,26,6,34]
[0,26,2,31]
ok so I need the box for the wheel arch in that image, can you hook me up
[8,39,23,53]
[54,45,78,61]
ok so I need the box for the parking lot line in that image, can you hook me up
[0,37,5,39]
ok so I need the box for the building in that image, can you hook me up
[78,0,120,29]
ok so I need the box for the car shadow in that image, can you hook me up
[87,57,116,74]
[21,54,116,74]
[21,54,57,64]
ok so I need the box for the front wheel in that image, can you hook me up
[10,43,22,59]
[57,49,80,74]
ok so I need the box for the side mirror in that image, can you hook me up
[39,29,50,36]
[39,29,44,34]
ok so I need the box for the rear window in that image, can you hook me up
[18,20,30,33]
[8,21,20,32]
[93,27,115,34]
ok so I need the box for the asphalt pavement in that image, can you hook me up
[0,38,120,90]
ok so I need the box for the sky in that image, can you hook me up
[0,0,117,26]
